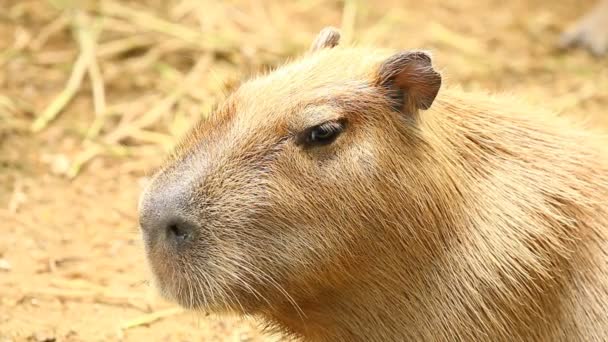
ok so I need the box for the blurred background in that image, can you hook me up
[0,0,606,341]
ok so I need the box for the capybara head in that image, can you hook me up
[138,28,441,315]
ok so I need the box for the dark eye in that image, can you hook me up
[303,120,345,146]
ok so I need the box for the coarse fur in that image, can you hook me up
[139,28,608,341]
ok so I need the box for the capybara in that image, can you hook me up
[139,27,608,341]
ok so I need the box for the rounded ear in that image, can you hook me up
[309,27,341,53]
[375,51,442,112]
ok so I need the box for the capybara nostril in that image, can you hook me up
[139,204,197,248]
[165,218,195,243]
[138,184,197,248]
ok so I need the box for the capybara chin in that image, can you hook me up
[138,27,608,341]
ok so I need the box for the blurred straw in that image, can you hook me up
[120,307,185,330]
[31,11,102,132]
[340,0,358,44]
[104,56,211,144]
[98,1,238,53]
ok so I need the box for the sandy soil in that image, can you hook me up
[1,0,606,341]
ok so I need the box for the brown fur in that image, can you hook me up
[139,29,608,341]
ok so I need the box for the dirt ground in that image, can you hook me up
[0,0,606,341]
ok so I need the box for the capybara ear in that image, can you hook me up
[309,27,341,53]
[376,51,442,112]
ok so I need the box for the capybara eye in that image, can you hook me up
[303,120,345,147]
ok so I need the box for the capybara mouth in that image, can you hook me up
[143,236,252,313]
[145,251,211,310]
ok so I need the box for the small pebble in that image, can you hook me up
[0,258,11,272]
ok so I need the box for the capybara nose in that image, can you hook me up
[160,216,196,243]
[138,187,197,248]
